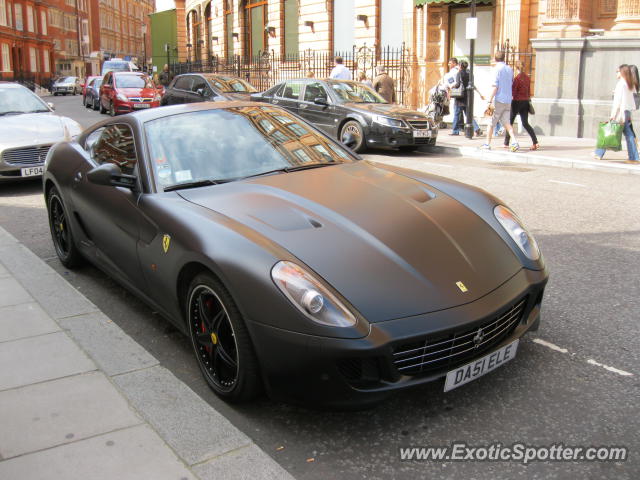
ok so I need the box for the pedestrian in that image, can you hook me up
[306,70,315,78]
[442,58,461,134]
[158,64,172,87]
[372,66,395,103]
[451,60,484,136]
[594,64,639,163]
[504,61,539,150]
[481,50,520,151]
[329,56,352,80]
[358,71,373,88]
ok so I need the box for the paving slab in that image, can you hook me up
[194,444,296,480]
[0,371,142,459]
[0,424,198,480]
[58,311,159,376]
[0,242,59,280]
[0,302,60,343]
[114,365,251,466]
[0,276,32,307]
[0,332,96,391]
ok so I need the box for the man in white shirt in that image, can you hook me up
[442,58,463,135]
[330,56,352,80]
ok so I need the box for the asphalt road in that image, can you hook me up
[1,95,638,479]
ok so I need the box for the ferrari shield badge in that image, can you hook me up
[456,281,468,293]
[162,234,171,253]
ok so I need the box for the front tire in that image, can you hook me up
[187,273,261,402]
[340,120,366,153]
[92,97,99,111]
[47,187,83,268]
[100,99,106,114]
[109,102,116,116]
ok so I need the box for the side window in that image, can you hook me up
[91,124,138,176]
[303,82,328,103]
[191,77,209,94]
[174,76,193,91]
[281,82,301,100]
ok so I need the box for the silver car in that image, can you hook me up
[0,82,82,181]
[52,76,80,96]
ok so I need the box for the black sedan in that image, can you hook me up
[251,78,438,152]
[43,102,548,407]
[161,73,258,106]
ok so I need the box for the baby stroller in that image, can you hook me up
[424,84,449,126]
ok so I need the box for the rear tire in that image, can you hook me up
[47,187,83,268]
[92,98,99,111]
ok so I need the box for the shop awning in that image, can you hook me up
[415,0,492,6]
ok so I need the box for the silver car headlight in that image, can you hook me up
[116,93,128,102]
[494,205,540,261]
[271,261,356,327]
[372,115,406,128]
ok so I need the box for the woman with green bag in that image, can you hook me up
[594,65,639,164]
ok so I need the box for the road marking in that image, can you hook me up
[548,180,586,187]
[532,338,569,353]
[586,359,633,377]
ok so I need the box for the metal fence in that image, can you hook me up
[170,44,416,106]
[498,39,536,76]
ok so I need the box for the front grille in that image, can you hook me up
[392,297,527,376]
[408,120,431,130]
[2,145,52,166]
[414,137,431,144]
[128,97,153,102]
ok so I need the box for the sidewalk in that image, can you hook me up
[0,226,294,480]
[432,128,640,175]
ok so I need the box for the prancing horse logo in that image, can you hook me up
[456,281,468,293]
[162,234,171,253]
[473,328,484,348]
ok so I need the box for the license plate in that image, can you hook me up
[21,166,44,177]
[444,339,519,392]
[134,103,151,109]
[413,129,432,138]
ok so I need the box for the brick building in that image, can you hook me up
[46,0,90,78]
[0,0,54,84]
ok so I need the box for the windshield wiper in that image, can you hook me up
[164,178,233,192]
[238,163,337,181]
[0,111,27,116]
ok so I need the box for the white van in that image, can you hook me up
[101,59,139,76]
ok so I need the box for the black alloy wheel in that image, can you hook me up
[341,120,366,153]
[47,187,83,268]
[187,273,261,402]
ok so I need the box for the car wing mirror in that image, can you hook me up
[87,163,137,189]
[47,102,55,111]
[342,132,357,149]
[196,88,206,97]
[314,97,328,106]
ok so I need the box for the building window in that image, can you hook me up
[332,0,354,53]
[15,3,22,31]
[42,49,50,72]
[0,0,7,27]
[282,0,298,58]
[40,10,46,35]
[29,47,37,72]
[244,0,267,58]
[1,43,11,71]
[26,4,33,31]
[224,0,234,59]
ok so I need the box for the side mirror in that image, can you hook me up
[314,97,328,106]
[196,88,206,97]
[47,102,55,111]
[342,132,357,149]
[87,163,137,189]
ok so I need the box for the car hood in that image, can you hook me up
[119,87,156,97]
[345,102,430,121]
[178,162,522,322]
[0,113,71,148]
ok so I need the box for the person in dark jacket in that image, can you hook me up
[372,66,396,103]
[451,61,484,136]
[504,61,539,150]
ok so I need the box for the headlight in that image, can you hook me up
[372,115,406,128]
[271,261,356,327]
[494,205,540,261]
[116,93,128,102]
[154,93,162,102]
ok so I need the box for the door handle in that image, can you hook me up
[299,104,307,109]
[273,100,279,104]
[74,171,83,183]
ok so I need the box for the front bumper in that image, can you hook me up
[248,267,547,407]
[52,86,75,94]
[114,99,160,114]
[365,123,438,148]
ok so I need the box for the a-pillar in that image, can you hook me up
[174,0,188,62]
[612,0,640,35]
[537,0,593,38]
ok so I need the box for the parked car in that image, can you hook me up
[51,76,81,96]
[84,77,103,110]
[82,75,101,99]
[43,101,548,407]
[161,73,258,106]
[101,58,139,76]
[99,71,161,116]
[251,78,438,152]
[0,82,82,181]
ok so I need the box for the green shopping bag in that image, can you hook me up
[596,121,623,151]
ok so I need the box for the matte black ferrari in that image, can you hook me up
[44,102,548,407]
[251,78,438,153]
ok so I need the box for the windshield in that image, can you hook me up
[206,76,258,93]
[0,87,50,115]
[57,77,76,84]
[144,105,355,190]
[329,81,387,104]
[92,78,103,88]
[116,75,154,89]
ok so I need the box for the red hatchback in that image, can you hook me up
[99,71,161,116]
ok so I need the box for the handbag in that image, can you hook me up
[596,121,623,151]
[528,100,535,115]
[634,92,640,110]
[450,86,464,99]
